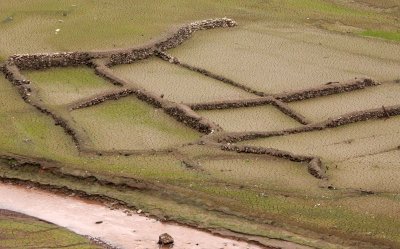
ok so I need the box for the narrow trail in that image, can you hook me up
[0,183,266,249]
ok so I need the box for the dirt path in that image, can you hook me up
[0,183,264,249]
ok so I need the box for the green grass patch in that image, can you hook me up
[70,97,200,151]
[0,211,100,248]
[360,30,400,42]
[24,67,116,105]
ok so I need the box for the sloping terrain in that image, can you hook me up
[0,1,400,248]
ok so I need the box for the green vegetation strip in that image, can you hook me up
[0,210,101,248]
[360,30,400,42]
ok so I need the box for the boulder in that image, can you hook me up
[158,233,174,245]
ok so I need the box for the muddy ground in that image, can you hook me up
[0,1,400,249]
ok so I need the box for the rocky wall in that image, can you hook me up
[271,100,310,125]
[9,52,92,70]
[189,97,275,110]
[2,64,31,86]
[325,104,400,127]
[155,51,265,96]
[214,104,400,143]
[5,18,237,69]
[164,103,222,134]
[220,145,325,179]
[109,18,236,66]
[275,78,379,102]
[70,89,135,110]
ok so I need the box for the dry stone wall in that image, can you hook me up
[5,18,236,70]
[275,78,379,102]
[70,89,135,110]
[109,18,236,66]
[220,144,326,179]
[9,52,92,70]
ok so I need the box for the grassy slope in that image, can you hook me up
[24,67,117,106]
[0,210,101,248]
[0,0,398,59]
[70,97,200,150]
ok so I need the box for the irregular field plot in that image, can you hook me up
[70,97,200,151]
[0,75,77,158]
[330,150,400,192]
[198,106,300,132]
[200,156,323,194]
[288,82,400,122]
[242,116,400,162]
[169,24,400,93]
[24,67,117,106]
[111,58,254,103]
[0,210,100,248]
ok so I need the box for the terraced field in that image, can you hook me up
[1,1,400,248]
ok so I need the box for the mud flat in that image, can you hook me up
[169,24,400,94]
[201,156,323,194]
[0,183,262,249]
[330,150,400,192]
[24,67,117,106]
[198,105,300,132]
[241,116,400,162]
[110,58,254,103]
[289,82,400,122]
[70,97,199,151]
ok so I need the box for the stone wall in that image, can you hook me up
[5,18,237,70]
[220,144,326,179]
[70,89,135,110]
[164,103,222,134]
[275,78,379,102]
[156,51,265,96]
[325,104,400,127]
[214,104,400,143]
[109,18,236,66]
[189,97,275,110]
[9,52,92,70]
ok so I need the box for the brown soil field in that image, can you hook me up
[169,23,400,94]
[111,58,254,103]
[199,106,301,132]
[242,116,400,163]
[1,6,400,248]
[288,82,400,122]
